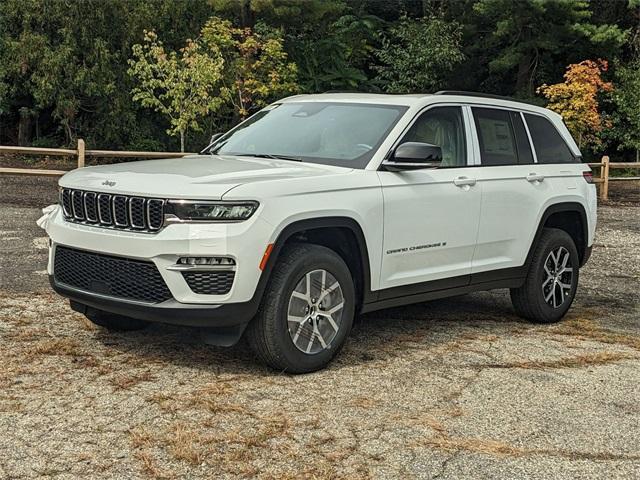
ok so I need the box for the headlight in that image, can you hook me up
[166,201,258,222]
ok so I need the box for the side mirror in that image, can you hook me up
[382,142,442,171]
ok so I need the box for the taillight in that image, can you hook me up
[583,171,593,184]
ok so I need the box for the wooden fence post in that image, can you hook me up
[77,138,85,168]
[601,155,609,201]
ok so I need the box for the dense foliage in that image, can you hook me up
[0,0,639,160]
[538,60,613,149]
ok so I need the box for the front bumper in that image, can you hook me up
[44,207,276,338]
[53,278,254,346]
[45,207,273,305]
[51,276,257,329]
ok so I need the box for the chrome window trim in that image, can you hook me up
[520,111,538,164]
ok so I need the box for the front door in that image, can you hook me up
[378,106,481,296]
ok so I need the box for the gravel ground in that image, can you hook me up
[0,175,639,479]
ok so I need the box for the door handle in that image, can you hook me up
[526,173,545,183]
[453,176,477,187]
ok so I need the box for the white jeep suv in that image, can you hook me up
[43,91,597,372]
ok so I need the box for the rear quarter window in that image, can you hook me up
[524,114,576,163]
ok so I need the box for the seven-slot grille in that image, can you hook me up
[60,188,165,232]
[54,246,172,303]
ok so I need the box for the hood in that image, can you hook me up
[59,154,352,200]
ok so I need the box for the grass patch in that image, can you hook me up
[550,316,640,351]
[27,337,85,357]
[420,435,640,461]
[110,370,155,390]
[478,351,636,370]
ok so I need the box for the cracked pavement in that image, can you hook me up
[0,175,639,479]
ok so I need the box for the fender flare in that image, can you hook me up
[525,202,589,269]
[253,216,375,307]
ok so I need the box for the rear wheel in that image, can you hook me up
[510,228,579,323]
[246,244,355,373]
[84,309,149,331]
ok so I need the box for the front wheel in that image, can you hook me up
[510,228,580,324]
[246,244,355,373]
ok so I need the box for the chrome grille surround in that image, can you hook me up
[60,188,165,233]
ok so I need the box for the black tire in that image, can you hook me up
[510,228,580,324]
[246,243,356,373]
[85,309,149,331]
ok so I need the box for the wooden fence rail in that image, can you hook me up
[0,140,638,201]
[587,156,640,201]
[0,139,194,176]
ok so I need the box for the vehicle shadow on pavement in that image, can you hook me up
[89,291,534,374]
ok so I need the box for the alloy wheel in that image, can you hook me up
[542,246,574,309]
[287,269,345,354]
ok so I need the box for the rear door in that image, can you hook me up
[378,105,481,294]
[469,107,571,277]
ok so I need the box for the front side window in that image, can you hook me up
[399,106,467,167]
[212,102,408,169]
[524,114,576,163]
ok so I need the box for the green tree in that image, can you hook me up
[290,13,380,92]
[469,0,627,96]
[0,0,214,148]
[128,31,225,152]
[209,0,346,29]
[201,17,298,119]
[208,0,349,93]
[374,17,465,93]
[610,62,640,160]
[537,59,612,149]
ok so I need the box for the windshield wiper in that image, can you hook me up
[237,153,302,162]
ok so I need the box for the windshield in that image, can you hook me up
[212,102,408,168]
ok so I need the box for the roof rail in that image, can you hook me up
[434,90,536,105]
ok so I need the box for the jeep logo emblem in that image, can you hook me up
[102,180,116,187]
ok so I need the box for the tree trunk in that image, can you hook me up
[18,109,31,146]
[62,119,74,146]
[239,0,254,29]
[515,52,532,96]
[180,130,185,153]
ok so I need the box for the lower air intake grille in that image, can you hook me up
[54,246,172,303]
[182,271,235,295]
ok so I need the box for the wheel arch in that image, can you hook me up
[526,202,590,269]
[256,216,374,310]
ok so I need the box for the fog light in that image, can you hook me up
[177,256,235,266]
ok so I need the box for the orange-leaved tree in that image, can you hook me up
[537,59,612,149]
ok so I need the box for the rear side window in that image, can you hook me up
[472,108,519,165]
[524,114,575,163]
